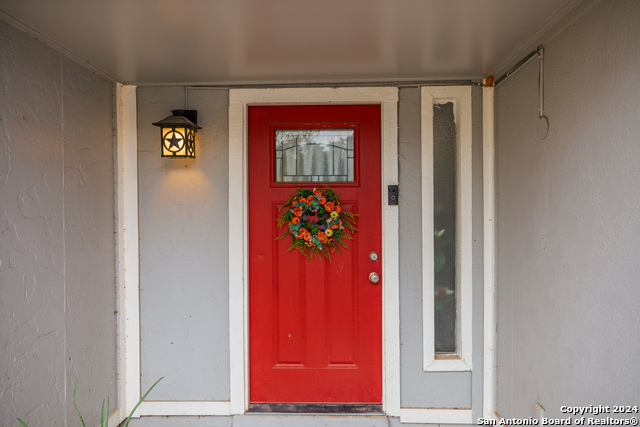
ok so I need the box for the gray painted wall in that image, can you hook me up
[397,86,485,413]
[137,87,230,400]
[0,19,117,427]
[495,0,640,419]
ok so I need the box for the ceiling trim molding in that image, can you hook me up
[489,0,601,79]
[136,79,481,89]
[0,9,121,84]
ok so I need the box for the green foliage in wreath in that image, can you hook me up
[276,187,357,262]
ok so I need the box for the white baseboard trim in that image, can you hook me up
[138,401,232,416]
[399,408,473,424]
[107,408,123,427]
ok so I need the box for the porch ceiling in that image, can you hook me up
[0,0,586,85]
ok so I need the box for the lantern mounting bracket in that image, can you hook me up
[171,109,199,126]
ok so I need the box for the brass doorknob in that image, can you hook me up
[369,272,380,284]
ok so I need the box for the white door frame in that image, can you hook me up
[482,84,497,421]
[228,87,400,415]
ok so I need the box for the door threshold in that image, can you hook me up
[247,403,383,414]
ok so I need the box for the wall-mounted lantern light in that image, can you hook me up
[153,110,201,158]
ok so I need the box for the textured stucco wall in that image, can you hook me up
[137,87,230,400]
[495,0,640,419]
[0,19,117,427]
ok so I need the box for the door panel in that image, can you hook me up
[248,105,381,403]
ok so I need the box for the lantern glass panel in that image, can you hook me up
[161,126,195,158]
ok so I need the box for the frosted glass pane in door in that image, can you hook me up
[275,129,354,182]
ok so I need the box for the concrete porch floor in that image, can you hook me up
[127,414,438,427]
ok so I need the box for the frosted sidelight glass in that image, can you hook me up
[433,102,457,353]
[275,129,354,182]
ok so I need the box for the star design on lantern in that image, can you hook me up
[164,131,184,152]
[154,111,200,158]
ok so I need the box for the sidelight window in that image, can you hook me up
[421,86,472,371]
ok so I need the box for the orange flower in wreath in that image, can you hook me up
[303,231,312,241]
[293,207,303,217]
[324,202,335,212]
[291,217,301,224]
[335,205,342,213]
[317,231,328,243]
[296,227,308,240]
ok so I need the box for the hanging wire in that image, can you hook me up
[494,46,549,140]
[537,47,549,139]
[538,47,545,118]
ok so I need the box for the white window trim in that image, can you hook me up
[421,86,473,372]
[228,87,400,416]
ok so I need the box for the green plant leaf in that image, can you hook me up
[101,384,111,427]
[333,236,348,249]
[327,241,341,256]
[17,418,28,427]
[442,236,455,246]
[275,228,290,241]
[124,377,163,427]
[73,378,86,427]
[434,250,446,273]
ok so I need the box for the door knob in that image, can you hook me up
[369,272,380,284]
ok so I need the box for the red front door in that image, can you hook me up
[248,105,382,404]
